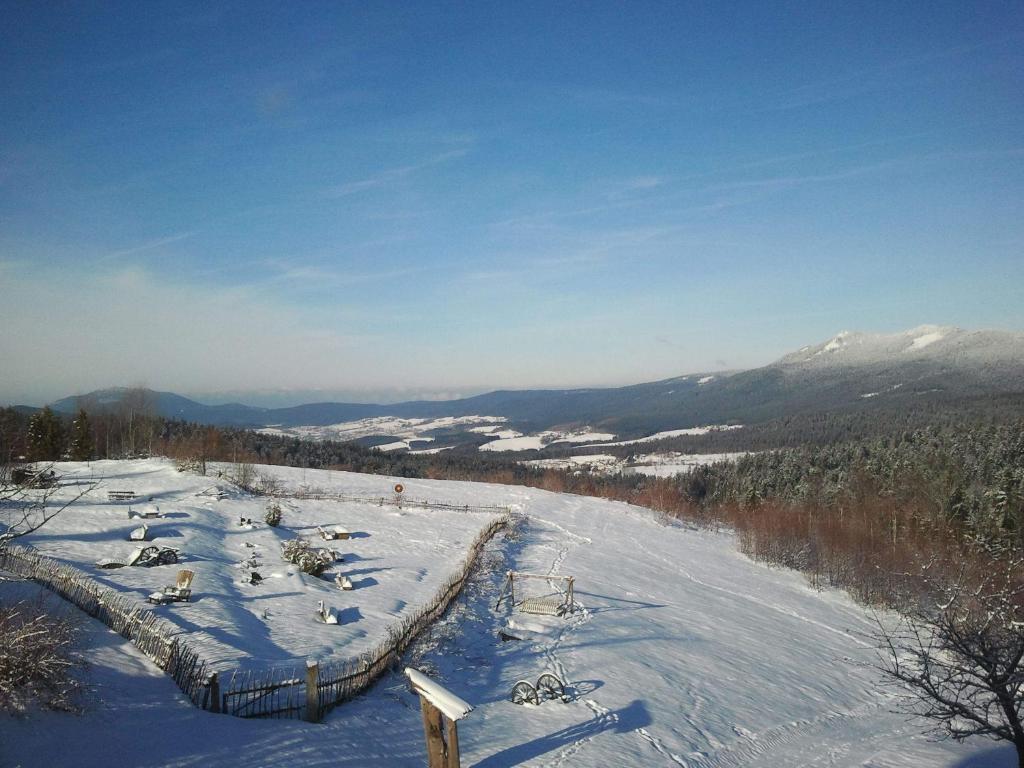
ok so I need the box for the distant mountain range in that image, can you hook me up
[46,325,1024,440]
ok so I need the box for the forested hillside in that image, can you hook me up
[4,397,1021,609]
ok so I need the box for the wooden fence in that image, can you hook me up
[0,509,510,722]
[274,488,509,516]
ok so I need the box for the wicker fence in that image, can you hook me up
[0,546,212,707]
[274,488,509,516]
[0,510,510,722]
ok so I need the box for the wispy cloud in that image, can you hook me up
[755,33,1024,114]
[716,147,1024,193]
[325,148,470,198]
[100,230,200,262]
[257,257,428,288]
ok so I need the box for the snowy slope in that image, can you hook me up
[774,325,1024,370]
[2,462,1015,767]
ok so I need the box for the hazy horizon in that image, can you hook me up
[7,321,1024,409]
[2,3,1022,407]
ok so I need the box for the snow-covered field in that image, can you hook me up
[258,416,618,454]
[14,460,504,670]
[523,454,623,473]
[2,461,1013,767]
[258,415,509,444]
[624,451,748,477]
[473,428,617,452]
[585,424,743,448]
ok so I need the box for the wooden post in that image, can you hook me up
[567,576,574,613]
[495,570,515,611]
[419,698,446,768]
[305,660,320,722]
[445,716,461,768]
[406,668,472,768]
[208,672,221,713]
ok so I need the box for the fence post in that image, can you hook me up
[209,672,221,713]
[305,660,320,722]
[420,698,447,768]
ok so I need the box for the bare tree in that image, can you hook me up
[119,386,155,457]
[1,465,94,714]
[0,464,97,546]
[875,557,1024,767]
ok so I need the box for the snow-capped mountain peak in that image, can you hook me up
[775,324,1020,370]
[903,324,955,351]
[817,330,857,355]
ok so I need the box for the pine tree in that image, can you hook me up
[26,407,64,462]
[69,408,93,461]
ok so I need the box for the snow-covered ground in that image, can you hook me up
[583,424,743,448]
[523,454,623,473]
[14,460,504,670]
[258,415,508,443]
[2,461,1014,767]
[259,417,618,454]
[478,428,617,452]
[623,452,747,477]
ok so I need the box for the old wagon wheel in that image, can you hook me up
[536,672,565,701]
[157,549,179,565]
[138,545,160,565]
[510,680,539,705]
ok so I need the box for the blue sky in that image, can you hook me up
[2,1,1022,405]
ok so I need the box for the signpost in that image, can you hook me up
[405,667,473,768]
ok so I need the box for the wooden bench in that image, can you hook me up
[148,569,194,604]
[318,525,350,541]
[108,490,137,501]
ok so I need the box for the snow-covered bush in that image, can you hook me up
[0,597,83,714]
[281,537,329,577]
[174,456,203,474]
[229,462,257,490]
[254,472,282,496]
[264,502,283,527]
[229,464,283,497]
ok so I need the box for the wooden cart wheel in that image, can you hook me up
[536,672,565,701]
[510,680,539,705]
[158,549,178,565]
